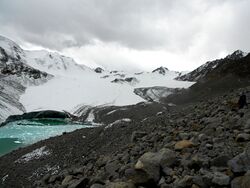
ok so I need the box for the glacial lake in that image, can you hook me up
[0,119,90,156]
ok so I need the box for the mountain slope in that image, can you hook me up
[164,50,250,104]
[176,50,248,82]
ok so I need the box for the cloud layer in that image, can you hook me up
[1,0,250,71]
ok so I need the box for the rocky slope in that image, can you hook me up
[176,50,248,82]
[0,86,250,187]
[163,51,250,105]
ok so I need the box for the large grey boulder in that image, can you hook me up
[228,144,250,173]
[231,174,250,188]
[134,148,176,182]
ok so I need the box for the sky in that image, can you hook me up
[0,0,250,72]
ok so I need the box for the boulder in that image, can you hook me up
[228,144,250,173]
[135,152,160,182]
[135,148,176,182]
[125,168,155,186]
[231,174,250,188]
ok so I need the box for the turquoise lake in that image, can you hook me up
[0,119,90,156]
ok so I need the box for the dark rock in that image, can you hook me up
[125,168,156,187]
[131,131,147,143]
[173,175,193,188]
[211,155,231,167]
[68,177,89,188]
[236,133,250,142]
[105,160,120,178]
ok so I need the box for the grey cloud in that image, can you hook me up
[0,0,250,64]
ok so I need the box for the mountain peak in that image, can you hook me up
[226,50,248,60]
[94,67,104,73]
[0,35,25,61]
[152,66,169,75]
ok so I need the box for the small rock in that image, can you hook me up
[211,155,231,167]
[212,172,230,186]
[174,140,194,151]
[131,131,147,142]
[106,181,136,188]
[61,175,73,185]
[236,133,250,142]
[48,175,60,183]
[90,184,104,188]
[68,178,89,188]
[205,144,213,150]
[174,175,193,187]
[105,160,120,178]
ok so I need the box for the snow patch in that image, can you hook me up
[15,146,51,163]
[1,174,8,183]
[105,118,132,129]
[85,110,95,122]
[106,110,117,115]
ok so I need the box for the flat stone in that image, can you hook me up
[61,175,73,185]
[106,181,136,188]
[174,140,194,151]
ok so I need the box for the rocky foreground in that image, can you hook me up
[1,87,250,188]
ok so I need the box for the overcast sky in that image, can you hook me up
[0,0,249,71]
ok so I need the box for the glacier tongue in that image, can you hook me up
[19,71,194,113]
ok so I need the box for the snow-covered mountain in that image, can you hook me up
[0,35,195,123]
[176,50,249,82]
[25,50,92,75]
[0,36,52,123]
